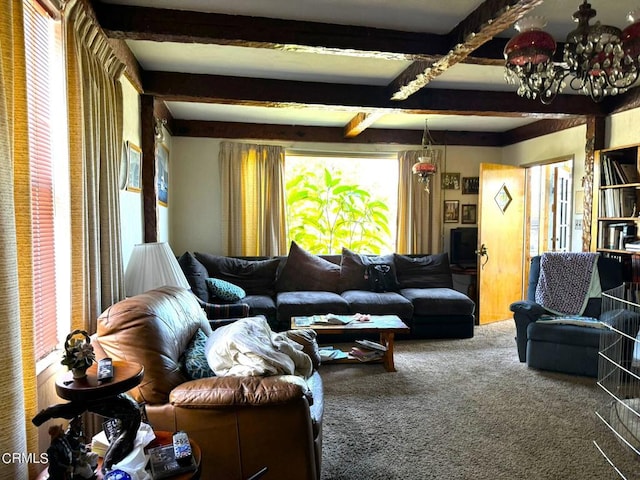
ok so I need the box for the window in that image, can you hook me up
[285,153,398,254]
[24,0,70,361]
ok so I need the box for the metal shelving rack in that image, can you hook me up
[595,283,640,479]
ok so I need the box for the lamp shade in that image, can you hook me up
[124,242,190,297]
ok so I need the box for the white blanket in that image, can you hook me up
[205,316,313,378]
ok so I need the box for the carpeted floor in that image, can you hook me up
[319,320,638,480]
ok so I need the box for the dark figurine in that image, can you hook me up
[65,416,98,479]
[46,424,73,480]
[33,393,141,473]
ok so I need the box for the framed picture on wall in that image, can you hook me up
[156,144,169,207]
[444,200,460,223]
[442,172,461,190]
[461,204,477,224]
[126,141,142,192]
[462,177,479,194]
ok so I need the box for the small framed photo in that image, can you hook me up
[156,144,169,207]
[462,177,479,195]
[444,200,460,223]
[461,204,477,224]
[126,141,142,192]
[442,172,460,190]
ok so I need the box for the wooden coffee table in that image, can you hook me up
[291,314,409,372]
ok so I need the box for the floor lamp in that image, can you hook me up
[124,242,190,297]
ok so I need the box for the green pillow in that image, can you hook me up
[179,329,215,380]
[206,278,246,302]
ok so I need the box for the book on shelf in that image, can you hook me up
[626,240,640,251]
[605,223,637,250]
[318,346,349,361]
[618,162,640,184]
[355,339,388,352]
[349,346,384,362]
[148,443,197,479]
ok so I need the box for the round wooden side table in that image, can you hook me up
[33,361,145,477]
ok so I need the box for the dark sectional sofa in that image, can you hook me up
[178,242,476,338]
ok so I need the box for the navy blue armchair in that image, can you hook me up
[510,254,623,377]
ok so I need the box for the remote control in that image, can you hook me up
[97,357,113,382]
[172,431,192,465]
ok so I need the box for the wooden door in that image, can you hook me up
[477,163,526,324]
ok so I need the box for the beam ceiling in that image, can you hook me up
[92,1,630,145]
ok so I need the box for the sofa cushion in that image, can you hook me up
[277,291,349,325]
[339,248,397,292]
[206,278,246,302]
[180,328,216,379]
[276,241,341,292]
[394,253,453,289]
[527,321,602,348]
[401,287,474,316]
[195,252,281,296]
[341,290,413,319]
[178,251,209,302]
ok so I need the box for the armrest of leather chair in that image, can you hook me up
[510,300,548,363]
[169,375,313,407]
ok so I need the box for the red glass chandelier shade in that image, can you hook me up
[504,17,556,66]
[623,10,640,60]
[412,120,441,193]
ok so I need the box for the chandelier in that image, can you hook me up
[412,120,442,193]
[504,2,640,103]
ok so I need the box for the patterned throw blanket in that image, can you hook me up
[534,252,600,316]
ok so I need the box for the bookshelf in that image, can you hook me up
[592,144,640,281]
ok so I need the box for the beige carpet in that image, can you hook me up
[319,320,638,480]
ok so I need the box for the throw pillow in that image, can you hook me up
[394,253,453,289]
[340,248,398,292]
[177,251,209,301]
[206,278,246,302]
[195,253,281,296]
[275,241,341,292]
[179,329,215,380]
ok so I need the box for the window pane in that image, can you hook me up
[285,154,398,254]
[24,0,69,360]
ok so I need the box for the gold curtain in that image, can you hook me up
[219,142,287,256]
[396,150,443,254]
[64,0,125,332]
[0,1,37,478]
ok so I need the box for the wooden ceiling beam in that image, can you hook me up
[143,71,604,118]
[92,2,449,62]
[389,0,544,100]
[171,118,584,147]
[344,112,387,138]
[171,119,505,146]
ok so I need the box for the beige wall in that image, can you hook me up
[167,138,503,256]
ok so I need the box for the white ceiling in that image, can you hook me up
[102,0,640,134]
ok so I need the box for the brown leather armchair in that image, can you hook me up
[93,286,323,480]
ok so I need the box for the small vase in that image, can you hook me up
[72,367,88,379]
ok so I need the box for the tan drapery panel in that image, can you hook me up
[396,150,443,254]
[65,0,125,333]
[219,142,287,256]
[0,1,38,478]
